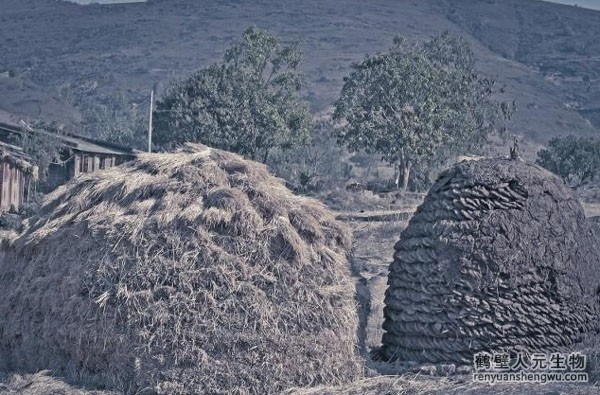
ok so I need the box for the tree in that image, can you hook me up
[333,32,514,191]
[536,135,600,186]
[153,27,311,162]
[267,119,353,193]
[10,121,64,191]
[85,93,147,151]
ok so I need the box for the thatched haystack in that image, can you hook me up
[0,371,117,395]
[381,158,600,364]
[0,144,362,394]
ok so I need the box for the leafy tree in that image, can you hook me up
[268,119,352,193]
[154,27,311,162]
[536,135,600,186]
[7,121,64,190]
[333,32,514,191]
[85,93,147,150]
[20,129,62,183]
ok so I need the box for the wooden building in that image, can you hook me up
[0,121,137,191]
[0,141,37,212]
[44,133,137,190]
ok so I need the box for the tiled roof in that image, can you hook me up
[0,121,136,156]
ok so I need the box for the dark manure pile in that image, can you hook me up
[380,158,600,364]
[0,144,363,395]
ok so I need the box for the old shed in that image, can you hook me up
[0,121,136,190]
[0,141,37,212]
[44,133,136,190]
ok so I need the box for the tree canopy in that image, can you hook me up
[153,27,311,162]
[333,32,514,190]
[86,92,147,151]
[536,135,600,186]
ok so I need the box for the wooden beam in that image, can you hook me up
[87,156,93,173]
[73,155,81,178]
[0,162,5,211]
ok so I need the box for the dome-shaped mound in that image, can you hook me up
[381,158,600,364]
[0,144,362,394]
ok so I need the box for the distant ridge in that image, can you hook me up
[0,0,597,148]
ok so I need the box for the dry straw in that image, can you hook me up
[284,374,600,395]
[381,158,600,364]
[0,144,363,394]
[0,371,117,395]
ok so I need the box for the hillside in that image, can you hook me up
[0,0,598,154]
[0,73,80,128]
[443,0,600,128]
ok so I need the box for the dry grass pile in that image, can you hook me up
[0,371,116,395]
[284,374,600,395]
[381,158,600,364]
[0,144,362,394]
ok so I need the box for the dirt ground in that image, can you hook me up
[350,219,408,352]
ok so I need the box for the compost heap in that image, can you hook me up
[381,158,600,364]
[0,144,362,394]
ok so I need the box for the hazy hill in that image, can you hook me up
[0,72,81,128]
[0,0,598,155]
[444,0,600,127]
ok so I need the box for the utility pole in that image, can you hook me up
[148,89,154,153]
